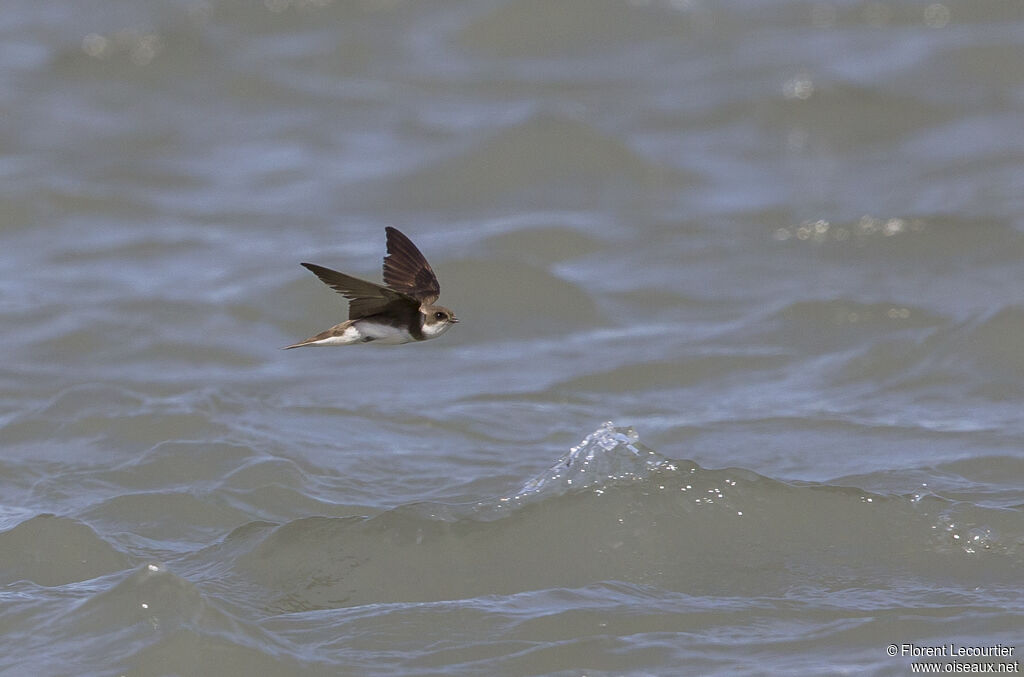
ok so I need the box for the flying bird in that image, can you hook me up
[285,227,458,349]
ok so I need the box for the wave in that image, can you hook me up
[3,423,1021,674]
[213,423,1024,612]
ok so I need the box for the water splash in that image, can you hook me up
[500,422,671,508]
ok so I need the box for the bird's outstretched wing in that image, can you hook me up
[300,262,416,320]
[382,226,440,305]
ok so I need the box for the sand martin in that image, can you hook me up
[285,227,458,349]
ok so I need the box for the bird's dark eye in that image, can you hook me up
[435,311,446,320]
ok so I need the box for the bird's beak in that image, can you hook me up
[450,317,459,323]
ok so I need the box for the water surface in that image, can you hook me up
[2,1,1024,675]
